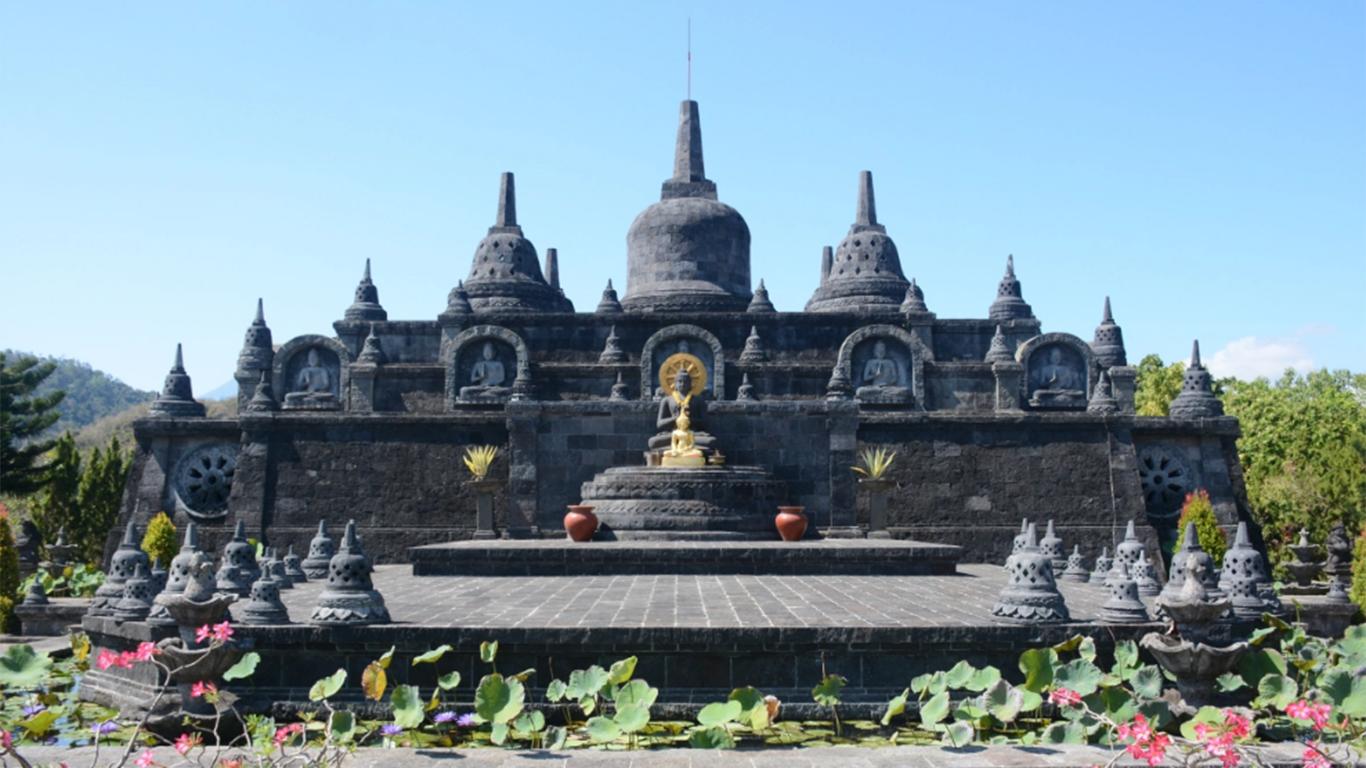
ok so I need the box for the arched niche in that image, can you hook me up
[1016,332,1094,410]
[444,325,531,407]
[273,335,350,410]
[639,324,724,400]
[834,324,929,408]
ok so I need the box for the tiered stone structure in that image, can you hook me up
[105,98,1258,563]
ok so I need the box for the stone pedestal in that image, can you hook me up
[1108,366,1137,414]
[992,362,1024,412]
[468,480,500,540]
[860,479,893,539]
[580,465,786,540]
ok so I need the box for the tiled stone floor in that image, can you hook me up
[267,564,1124,629]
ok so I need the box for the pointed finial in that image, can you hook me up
[1005,254,1016,277]
[172,343,185,372]
[1234,521,1250,547]
[673,100,705,183]
[1024,523,1038,549]
[122,519,138,546]
[1072,545,1080,555]
[545,248,560,291]
[343,519,361,551]
[757,279,766,291]
[1190,339,1202,368]
[495,172,516,227]
[254,298,265,324]
[1020,518,1028,533]
[820,245,833,281]
[1182,521,1200,550]
[606,278,613,290]
[1124,520,1136,540]
[317,520,327,535]
[233,518,247,540]
[363,257,372,281]
[1102,296,1113,323]
[856,170,877,226]
[183,521,198,550]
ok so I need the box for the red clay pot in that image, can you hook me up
[564,505,598,542]
[775,506,808,542]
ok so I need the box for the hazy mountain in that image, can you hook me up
[3,350,155,434]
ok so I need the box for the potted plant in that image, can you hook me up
[463,445,501,540]
[775,506,808,542]
[564,504,598,542]
[852,447,897,539]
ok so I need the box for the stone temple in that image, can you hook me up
[113,99,1252,564]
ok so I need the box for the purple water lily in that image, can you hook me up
[456,713,477,728]
[92,721,119,736]
[21,704,45,717]
[433,711,457,724]
[380,724,403,736]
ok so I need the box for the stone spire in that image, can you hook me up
[344,258,387,322]
[544,248,562,296]
[1040,520,1066,572]
[283,545,307,583]
[805,171,911,312]
[1131,551,1162,596]
[1115,520,1146,576]
[1091,296,1126,368]
[357,324,386,365]
[461,172,572,313]
[596,279,624,314]
[309,520,391,625]
[739,326,768,364]
[1100,570,1150,624]
[991,524,1070,623]
[1161,522,1221,602]
[1087,370,1120,414]
[609,372,630,401]
[624,101,751,312]
[150,344,206,417]
[599,326,627,364]
[215,519,259,596]
[245,370,277,412]
[900,278,930,315]
[1168,340,1224,418]
[239,569,291,625]
[985,325,1016,364]
[148,522,202,625]
[237,298,273,372]
[1089,546,1113,584]
[1011,519,1030,555]
[88,521,150,617]
[987,255,1034,322]
[1060,545,1090,582]
[442,280,474,321]
[820,246,833,282]
[737,373,758,401]
[747,280,776,313]
[300,520,334,580]
[1218,522,1281,619]
[113,562,155,622]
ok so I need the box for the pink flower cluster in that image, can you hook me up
[1117,713,1172,767]
[95,642,158,671]
[195,621,234,644]
[1285,700,1334,731]
[1191,709,1251,768]
[134,749,158,767]
[174,732,203,756]
[1302,742,1332,768]
[273,722,305,747]
[1048,687,1083,707]
[190,681,218,700]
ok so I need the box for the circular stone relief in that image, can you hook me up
[174,444,238,519]
[1136,445,1193,518]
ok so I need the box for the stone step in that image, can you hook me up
[409,539,961,576]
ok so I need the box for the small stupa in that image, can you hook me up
[1060,546,1090,583]
[309,520,391,626]
[992,524,1070,623]
[300,521,335,580]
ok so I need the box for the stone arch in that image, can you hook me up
[639,324,724,400]
[444,325,531,407]
[834,324,930,409]
[1015,332,1095,408]
[273,335,351,407]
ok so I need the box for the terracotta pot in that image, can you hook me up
[775,506,808,542]
[564,505,598,542]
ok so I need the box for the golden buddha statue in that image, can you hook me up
[662,412,706,467]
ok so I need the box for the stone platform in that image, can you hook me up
[82,564,1159,719]
[579,465,786,540]
[410,539,962,576]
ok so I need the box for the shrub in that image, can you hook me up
[1351,523,1366,614]
[1176,489,1227,567]
[0,512,20,632]
[141,511,178,569]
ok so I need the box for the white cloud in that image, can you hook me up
[1208,336,1315,380]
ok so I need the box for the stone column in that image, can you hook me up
[505,402,541,537]
[992,362,1024,412]
[1109,365,1137,414]
[349,364,377,413]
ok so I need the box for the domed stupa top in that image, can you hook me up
[623,100,752,312]
[344,259,387,322]
[988,255,1034,322]
[1091,296,1127,368]
[461,173,573,313]
[806,171,911,312]
[237,298,273,371]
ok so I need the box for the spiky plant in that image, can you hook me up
[852,448,897,481]
[463,445,501,481]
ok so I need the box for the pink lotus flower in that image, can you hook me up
[1048,687,1082,707]
[212,621,234,643]
[190,681,217,700]
[134,750,157,768]
[195,624,213,643]
[175,732,202,755]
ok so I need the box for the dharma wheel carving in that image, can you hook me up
[1136,445,1192,517]
[174,444,238,519]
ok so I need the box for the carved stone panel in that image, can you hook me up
[639,325,723,399]
[1017,334,1092,411]
[1136,444,1194,519]
[851,337,913,404]
[456,339,517,403]
[274,335,350,411]
[173,443,238,520]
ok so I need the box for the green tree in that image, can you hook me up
[73,436,132,564]
[30,433,81,542]
[0,353,66,495]
[0,512,20,632]
[1175,489,1227,566]
[1134,354,1184,417]
[1223,370,1366,572]
[141,511,178,569]
[1351,524,1366,615]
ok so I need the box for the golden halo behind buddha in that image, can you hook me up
[659,352,707,397]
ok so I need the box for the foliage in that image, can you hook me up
[0,514,18,633]
[1,350,154,437]
[1352,524,1366,614]
[463,445,500,481]
[19,563,104,599]
[1222,370,1366,573]
[0,352,66,496]
[1175,489,1227,566]
[851,448,896,480]
[140,511,178,569]
[29,433,80,547]
[1134,354,1184,417]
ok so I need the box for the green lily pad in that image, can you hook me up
[222,652,259,682]
[391,684,424,729]
[413,644,453,665]
[308,669,346,702]
[0,645,52,689]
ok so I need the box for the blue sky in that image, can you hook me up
[2,1,1362,393]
